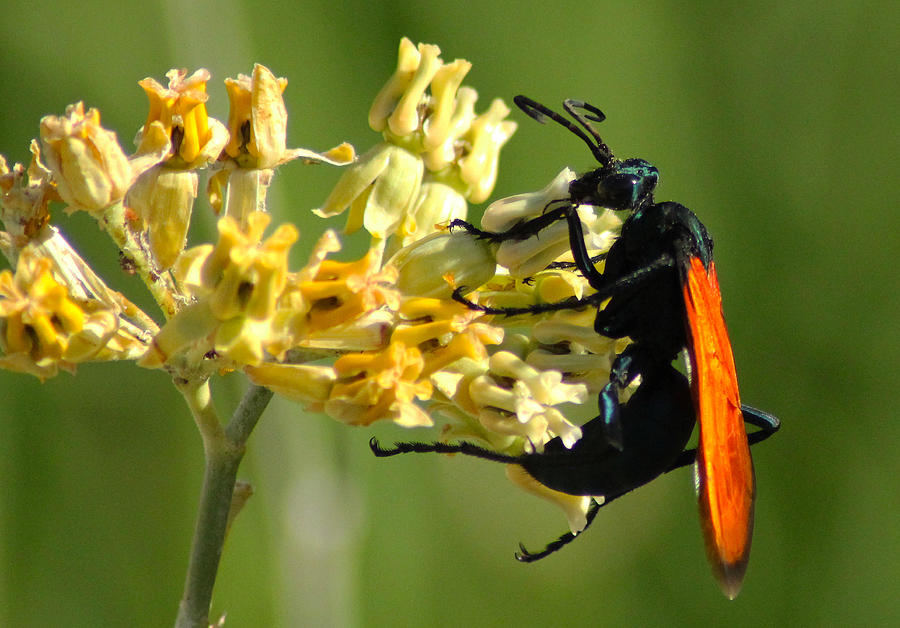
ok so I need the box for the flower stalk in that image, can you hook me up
[97,200,180,317]
[174,380,274,628]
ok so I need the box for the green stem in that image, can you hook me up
[174,381,273,628]
[226,383,275,444]
[99,201,180,318]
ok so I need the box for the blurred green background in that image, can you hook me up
[1,1,897,626]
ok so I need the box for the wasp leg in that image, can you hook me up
[449,203,573,244]
[665,406,781,472]
[515,498,605,562]
[740,406,781,445]
[368,437,520,465]
[516,362,694,561]
[597,344,657,451]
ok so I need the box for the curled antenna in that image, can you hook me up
[564,100,614,160]
[514,95,616,166]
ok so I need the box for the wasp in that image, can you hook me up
[372,96,780,598]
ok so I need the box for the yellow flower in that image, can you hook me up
[39,103,168,215]
[394,180,465,246]
[369,39,445,140]
[315,143,424,238]
[138,68,228,168]
[197,212,297,322]
[455,98,517,204]
[480,169,575,232]
[505,465,597,534]
[526,307,626,393]
[270,234,398,355]
[325,341,432,427]
[467,350,586,451]
[0,43,645,555]
[144,212,298,368]
[297,248,399,332]
[392,98,515,245]
[206,164,270,225]
[392,297,503,378]
[244,362,337,410]
[137,299,219,370]
[0,255,82,358]
[479,169,620,278]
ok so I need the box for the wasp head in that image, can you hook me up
[570,158,659,212]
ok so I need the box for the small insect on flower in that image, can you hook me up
[371,96,780,598]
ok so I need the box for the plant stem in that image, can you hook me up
[226,382,275,444]
[174,381,274,628]
[99,200,180,318]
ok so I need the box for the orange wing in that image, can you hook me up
[682,256,755,599]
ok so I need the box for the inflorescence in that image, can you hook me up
[0,38,627,531]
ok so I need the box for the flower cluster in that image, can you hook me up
[315,38,517,252]
[0,38,625,530]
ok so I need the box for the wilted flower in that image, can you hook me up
[212,64,355,226]
[40,102,168,216]
[0,143,56,247]
[223,64,298,170]
[128,69,230,269]
[127,167,199,270]
[0,249,149,379]
[137,68,227,168]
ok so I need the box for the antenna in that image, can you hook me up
[514,95,615,166]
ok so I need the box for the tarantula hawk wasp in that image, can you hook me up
[371,95,779,598]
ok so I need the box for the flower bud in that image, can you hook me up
[389,230,496,299]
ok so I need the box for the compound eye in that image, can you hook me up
[641,171,659,197]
